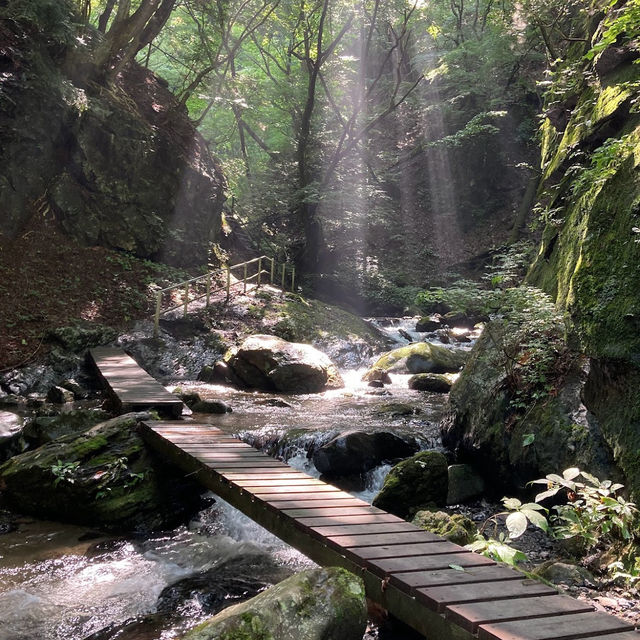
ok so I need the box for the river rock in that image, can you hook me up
[411,510,477,545]
[416,316,442,332]
[180,567,367,640]
[0,413,203,532]
[312,431,419,478]
[409,373,457,393]
[366,343,467,377]
[362,367,392,384]
[225,335,344,393]
[372,451,448,518]
[22,408,111,447]
[0,411,25,462]
[191,399,232,414]
[534,562,594,587]
[46,385,75,404]
[442,311,484,329]
[446,464,485,504]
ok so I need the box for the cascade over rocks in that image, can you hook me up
[366,342,468,377]
[312,430,419,478]
[0,413,203,532]
[180,567,367,640]
[224,335,344,394]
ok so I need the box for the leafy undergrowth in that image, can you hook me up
[0,217,192,371]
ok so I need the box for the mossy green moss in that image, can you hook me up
[368,342,467,374]
[411,510,477,545]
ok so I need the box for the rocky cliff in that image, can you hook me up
[442,1,640,496]
[0,0,226,267]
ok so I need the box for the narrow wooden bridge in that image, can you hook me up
[139,420,638,640]
[91,349,639,639]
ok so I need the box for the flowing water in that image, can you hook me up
[0,317,470,640]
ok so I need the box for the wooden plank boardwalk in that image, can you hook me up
[89,348,183,418]
[139,420,639,640]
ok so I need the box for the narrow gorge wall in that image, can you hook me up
[0,1,226,267]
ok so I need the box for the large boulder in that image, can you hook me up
[372,450,448,519]
[312,431,418,478]
[225,335,344,393]
[0,413,203,532]
[180,567,367,640]
[441,322,619,492]
[409,373,457,393]
[366,343,467,377]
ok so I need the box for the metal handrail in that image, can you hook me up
[153,255,296,337]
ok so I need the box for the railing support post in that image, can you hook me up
[205,272,211,307]
[257,257,262,288]
[226,267,231,301]
[154,291,162,338]
[243,263,248,293]
[291,267,295,293]
[270,257,275,284]
[184,282,189,317]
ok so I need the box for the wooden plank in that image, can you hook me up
[446,595,595,633]
[265,498,371,509]
[574,634,640,640]
[349,541,464,560]
[175,443,254,450]
[222,472,310,480]
[418,579,558,613]
[258,490,351,501]
[190,451,274,459]
[251,485,340,495]
[206,461,286,469]
[231,478,328,487]
[478,611,633,640]
[310,521,419,537]
[296,513,405,527]
[325,530,441,548]
[391,565,524,592]
[282,505,385,518]
[369,552,495,577]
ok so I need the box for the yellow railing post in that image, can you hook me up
[243,263,248,293]
[154,291,162,337]
[205,272,211,307]
[184,282,189,317]
[226,267,231,301]
[257,257,262,288]
[291,266,296,292]
[270,257,275,284]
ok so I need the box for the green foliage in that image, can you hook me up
[0,0,77,43]
[467,496,548,566]
[51,459,80,486]
[571,134,635,196]
[415,279,492,315]
[586,0,640,61]
[532,467,638,552]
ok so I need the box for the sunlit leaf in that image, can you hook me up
[506,511,528,539]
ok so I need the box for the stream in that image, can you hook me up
[0,318,471,640]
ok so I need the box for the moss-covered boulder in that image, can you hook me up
[409,373,457,393]
[22,408,111,447]
[180,567,367,640]
[416,316,442,332]
[366,343,467,377]
[441,322,618,492]
[225,335,343,393]
[372,450,448,519]
[312,430,418,478]
[447,464,485,505]
[0,413,203,532]
[411,510,477,546]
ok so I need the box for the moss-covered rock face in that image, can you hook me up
[0,413,203,532]
[366,343,468,377]
[524,2,640,496]
[180,567,367,640]
[411,510,477,546]
[409,373,457,393]
[372,450,448,519]
[0,3,225,266]
[441,323,618,492]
